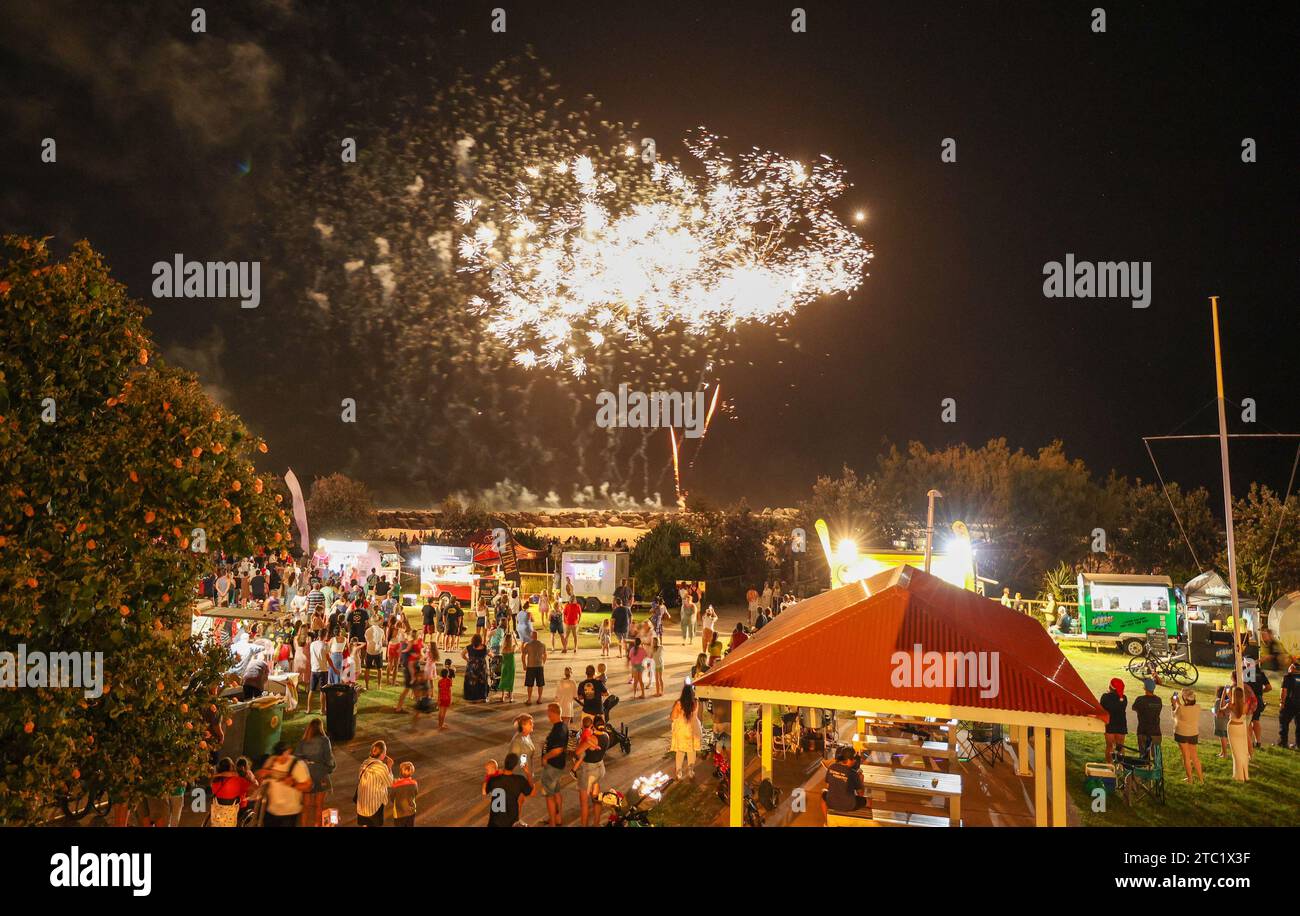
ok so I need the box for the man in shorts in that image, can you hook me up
[539,703,570,826]
[609,600,631,654]
[363,616,386,689]
[522,631,548,704]
[572,714,611,827]
[562,596,582,653]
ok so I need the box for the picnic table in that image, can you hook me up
[859,763,962,826]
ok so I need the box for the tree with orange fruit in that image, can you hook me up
[0,237,289,824]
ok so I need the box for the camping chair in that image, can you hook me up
[772,712,802,759]
[963,722,1006,766]
[1121,742,1165,806]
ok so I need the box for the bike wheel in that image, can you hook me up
[1126,656,1150,679]
[1167,660,1199,686]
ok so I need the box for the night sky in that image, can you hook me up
[3,0,1297,507]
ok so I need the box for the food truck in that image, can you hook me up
[1062,573,1179,656]
[560,550,630,613]
[418,544,479,609]
[314,539,402,593]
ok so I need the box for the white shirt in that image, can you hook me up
[365,624,385,655]
[555,679,578,717]
[263,755,311,816]
[309,640,329,673]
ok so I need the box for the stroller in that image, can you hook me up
[487,652,503,694]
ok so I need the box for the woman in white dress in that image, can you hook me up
[670,684,704,780]
[1227,686,1251,781]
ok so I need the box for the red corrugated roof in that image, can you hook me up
[694,566,1106,723]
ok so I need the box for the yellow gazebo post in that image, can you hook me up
[730,700,745,827]
[1034,727,1049,827]
[761,704,774,782]
[1050,728,1067,826]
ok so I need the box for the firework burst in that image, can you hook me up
[456,130,873,376]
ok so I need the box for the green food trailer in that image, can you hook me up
[1062,573,1179,656]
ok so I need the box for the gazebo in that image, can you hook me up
[692,565,1107,826]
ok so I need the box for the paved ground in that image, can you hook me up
[304,607,747,827]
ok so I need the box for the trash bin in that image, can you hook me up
[1083,762,1117,797]
[218,701,250,761]
[322,684,358,742]
[243,697,285,761]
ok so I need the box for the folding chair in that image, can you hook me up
[964,722,1006,766]
[1121,742,1166,806]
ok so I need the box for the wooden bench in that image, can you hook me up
[857,734,955,769]
[826,808,954,827]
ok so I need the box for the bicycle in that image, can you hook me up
[1126,646,1199,686]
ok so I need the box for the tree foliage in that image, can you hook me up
[306,472,378,539]
[0,237,289,824]
[631,518,712,601]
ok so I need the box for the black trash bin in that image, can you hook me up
[322,684,358,742]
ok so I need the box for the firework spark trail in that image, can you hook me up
[668,426,683,508]
[456,129,872,378]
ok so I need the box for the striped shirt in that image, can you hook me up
[305,589,326,614]
[356,759,393,818]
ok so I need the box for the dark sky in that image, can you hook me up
[3,0,1297,507]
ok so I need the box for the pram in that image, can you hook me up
[487,652,503,693]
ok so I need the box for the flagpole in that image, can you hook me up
[1210,296,1245,690]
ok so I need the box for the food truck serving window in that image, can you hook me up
[1090,584,1170,614]
[569,560,606,582]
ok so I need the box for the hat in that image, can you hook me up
[1142,678,1157,693]
[1109,677,1125,698]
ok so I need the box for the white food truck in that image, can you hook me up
[560,550,630,613]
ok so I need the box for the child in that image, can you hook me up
[599,619,612,657]
[411,661,434,721]
[596,663,608,686]
[480,758,500,796]
[343,639,364,686]
[437,663,454,730]
[652,636,665,697]
[389,762,418,827]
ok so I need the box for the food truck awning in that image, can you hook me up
[693,565,1107,728]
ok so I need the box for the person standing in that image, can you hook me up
[294,718,335,827]
[484,753,534,827]
[522,631,548,704]
[609,599,630,656]
[499,633,517,703]
[670,684,703,780]
[215,568,231,608]
[649,599,671,642]
[680,592,697,646]
[545,591,562,650]
[1171,688,1205,784]
[1227,687,1251,781]
[1279,661,1300,748]
[571,715,611,827]
[540,703,570,826]
[555,666,578,727]
[1243,658,1271,749]
[700,605,718,654]
[363,615,386,690]
[515,601,534,645]
[355,741,394,827]
[1130,678,1162,758]
[627,638,648,699]
[241,654,271,700]
[461,633,489,702]
[305,631,331,715]
[256,742,313,827]
[562,595,583,653]
[1213,683,1232,757]
[389,762,419,827]
[1099,678,1128,764]
[507,714,537,785]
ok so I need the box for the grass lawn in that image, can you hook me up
[1059,645,1277,721]
[1065,730,1300,826]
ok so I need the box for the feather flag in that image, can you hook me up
[284,468,310,554]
